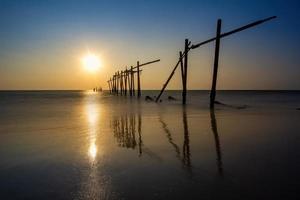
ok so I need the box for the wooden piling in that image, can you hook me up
[137,61,141,98]
[182,39,189,105]
[128,69,132,96]
[124,68,128,96]
[210,19,222,109]
[112,75,115,94]
[108,79,111,93]
[120,71,123,96]
[131,66,135,96]
[116,72,119,95]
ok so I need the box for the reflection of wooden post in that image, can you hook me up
[182,107,191,167]
[138,112,142,156]
[210,109,223,176]
[137,61,141,98]
[210,19,222,108]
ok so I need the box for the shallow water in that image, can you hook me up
[0,90,299,199]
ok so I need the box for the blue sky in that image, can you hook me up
[0,0,299,89]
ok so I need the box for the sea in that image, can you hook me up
[0,90,299,200]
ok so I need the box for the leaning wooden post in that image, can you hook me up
[180,51,184,87]
[137,61,141,98]
[210,19,222,109]
[182,39,189,105]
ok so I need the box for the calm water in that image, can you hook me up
[0,90,299,200]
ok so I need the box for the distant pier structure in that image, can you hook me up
[106,16,276,107]
[107,59,160,98]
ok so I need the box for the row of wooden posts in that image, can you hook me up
[107,16,276,107]
[155,16,276,108]
[107,59,160,98]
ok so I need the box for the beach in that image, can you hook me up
[0,90,299,199]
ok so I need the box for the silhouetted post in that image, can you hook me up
[124,68,128,96]
[210,19,222,109]
[107,79,111,94]
[114,73,117,95]
[116,72,119,95]
[112,76,115,94]
[120,71,124,96]
[131,66,135,96]
[137,61,141,98]
[180,51,184,87]
[114,75,117,94]
[128,69,132,96]
[182,39,189,105]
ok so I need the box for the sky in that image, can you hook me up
[0,0,299,90]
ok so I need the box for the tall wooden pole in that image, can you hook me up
[108,79,111,94]
[120,71,123,96]
[182,39,189,105]
[131,66,135,96]
[210,19,222,109]
[112,75,115,93]
[128,69,132,96]
[124,68,128,96]
[116,72,119,95]
[137,61,141,98]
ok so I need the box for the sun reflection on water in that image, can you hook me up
[85,94,100,163]
[89,139,97,161]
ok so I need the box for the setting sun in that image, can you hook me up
[82,53,101,72]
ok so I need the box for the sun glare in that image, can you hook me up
[82,53,101,72]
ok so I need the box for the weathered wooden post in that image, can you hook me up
[116,72,119,95]
[131,66,135,96]
[124,68,128,96]
[112,75,115,94]
[210,19,222,109]
[107,79,111,94]
[120,71,123,96]
[182,39,189,105]
[137,61,141,98]
[128,69,132,96]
